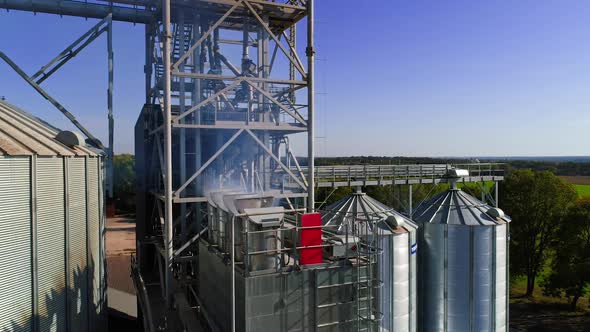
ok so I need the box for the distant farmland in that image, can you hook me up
[559,176,590,197]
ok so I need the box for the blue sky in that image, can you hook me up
[1,1,590,157]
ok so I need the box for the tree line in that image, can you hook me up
[501,170,590,310]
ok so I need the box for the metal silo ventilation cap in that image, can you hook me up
[446,168,469,190]
[446,168,469,178]
[386,214,405,228]
[486,207,505,220]
[56,130,86,147]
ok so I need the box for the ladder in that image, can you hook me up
[312,240,380,331]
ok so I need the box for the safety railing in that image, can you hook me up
[281,163,505,188]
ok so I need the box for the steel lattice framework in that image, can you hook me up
[139,0,315,321]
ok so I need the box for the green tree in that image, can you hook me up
[113,154,135,213]
[500,169,577,296]
[542,198,590,310]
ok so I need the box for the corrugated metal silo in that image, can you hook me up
[0,101,107,332]
[413,181,510,332]
[321,190,418,332]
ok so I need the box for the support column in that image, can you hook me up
[408,184,413,217]
[306,0,315,212]
[257,15,271,191]
[193,18,202,232]
[495,181,499,208]
[179,16,188,242]
[145,24,153,104]
[162,0,174,308]
[107,17,114,199]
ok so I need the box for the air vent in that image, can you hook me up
[487,207,505,220]
[55,131,85,147]
[387,214,405,227]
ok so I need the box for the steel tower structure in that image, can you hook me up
[137,0,315,321]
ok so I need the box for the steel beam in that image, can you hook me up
[0,0,154,23]
[245,129,307,190]
[246,80,307,124]
[172,227,207,258]
[172,0,242,68]
[31,15,111,84]
[171,71,306,85]
[174,129,244,196]
[173,79,242,122]
[0,51,105,148]
[243,0,306,78]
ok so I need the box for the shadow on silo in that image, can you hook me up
[2,256,110,332]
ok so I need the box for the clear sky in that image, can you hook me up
[1,1,590,157]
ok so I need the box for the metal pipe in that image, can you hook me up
[131,256,155,332]
[495,181,499,207]
[409,184,413,217]
[306,0,315,212]
[192,19,203,232]
[179,16,188,242]
[162,0,174,309]
[231,215,236,332]
[107,15,115,199]
[0,0,154,23]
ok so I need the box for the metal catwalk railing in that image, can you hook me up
[281,163,505,188]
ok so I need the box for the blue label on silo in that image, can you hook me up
[411,243,417,254]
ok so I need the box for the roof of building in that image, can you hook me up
[0,100,99,157]
[412,188,511,226]
[320,190,417,235]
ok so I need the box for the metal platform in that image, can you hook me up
[302,163,504,188]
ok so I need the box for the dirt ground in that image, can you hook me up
[510,303,590,331]
[559,176,590,185]
[106,216,137,319]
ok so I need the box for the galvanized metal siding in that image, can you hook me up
[495,225,508,332]
[95,158,108,331]
[409,230,418,332]
[36,157,67,332]
[98,158,107,329]
[0,157,32,332]
[392,232,411,332]
[420,223,445,332]
[67,157,88,332]
[446,226,470,332]
[87,157,101,328]
[473,227,494,331]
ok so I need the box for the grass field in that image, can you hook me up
[574,185,590,198]
[559,176,590,198]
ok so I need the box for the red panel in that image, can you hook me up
[300,213,323,265]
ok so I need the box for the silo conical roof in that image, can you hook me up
[412,188,511,226]
[320,190,417,235]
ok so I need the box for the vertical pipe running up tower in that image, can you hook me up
[162,0,173,308]
[307,0,315,212]
[107,16,114,199]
